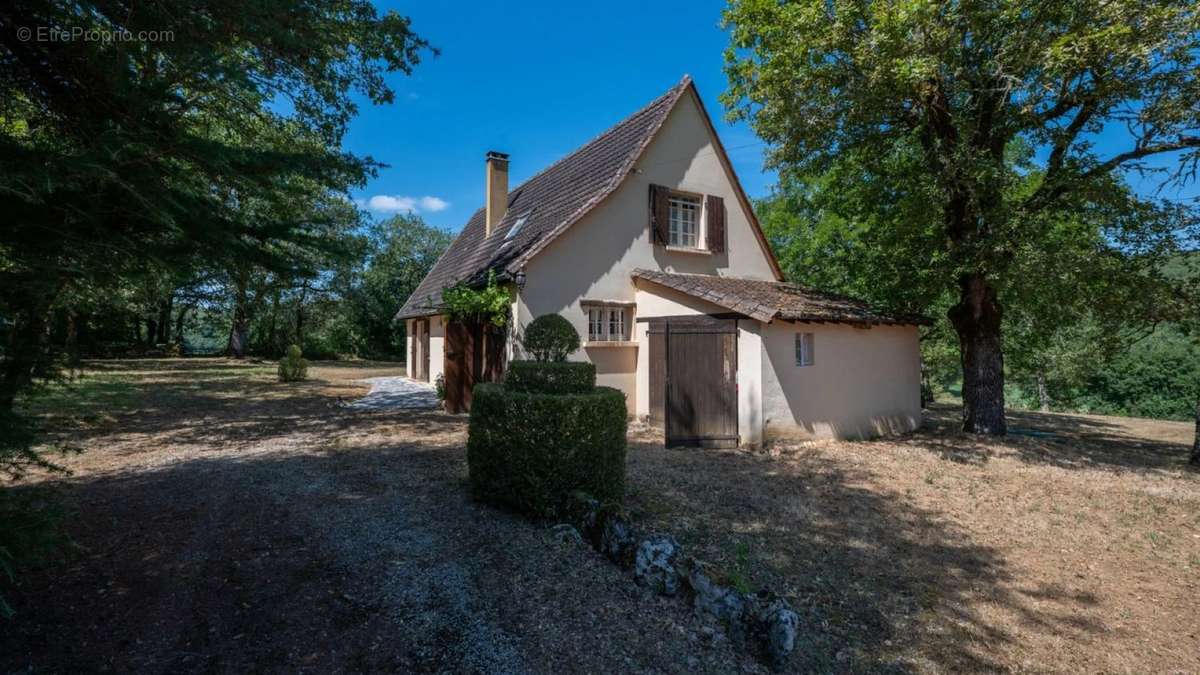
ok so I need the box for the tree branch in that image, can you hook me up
[1082,136,1200,180]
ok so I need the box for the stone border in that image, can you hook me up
[554,493,799,669]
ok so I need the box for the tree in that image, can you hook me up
[351,214,453,357]
[0,0,431,408]
[723,0,1200,434]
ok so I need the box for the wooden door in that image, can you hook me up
[444,320,476,413]
[649,316,738,448]
[419,319,430,382]
[411,318,430,381]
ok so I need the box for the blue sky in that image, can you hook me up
[346,1,1196,232]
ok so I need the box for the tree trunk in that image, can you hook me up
[65,308,80,370]
[157,294,173,345]
[948,273,1007,435]
[226,272,250,358]
[0,297,56,411]
[174,303,193,349]
[294,287,308,351]
[1191,398,1199,466]
[1036,371,1050,412]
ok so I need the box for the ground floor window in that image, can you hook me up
[795,332,814,366]
[584,304,631,342]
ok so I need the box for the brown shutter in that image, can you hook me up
[650,184,670,245]
[706,194,725,253]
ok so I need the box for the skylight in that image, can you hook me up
[504,213,530,240]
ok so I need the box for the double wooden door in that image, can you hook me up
[444,320,506,413]
[647,316,738,448]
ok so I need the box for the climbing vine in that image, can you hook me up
[442,270,511,327]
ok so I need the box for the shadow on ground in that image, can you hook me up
[919,403,1192,473]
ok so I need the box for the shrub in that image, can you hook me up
[434,373,446,401]
[522,314,579,362]
[505,360,595,394]
[277,345,308,382]
[467,383,627,517]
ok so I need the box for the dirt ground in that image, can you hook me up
[2,359,1198,673]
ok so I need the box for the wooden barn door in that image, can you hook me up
[649,316,738,448]
[411,318,430,382]
[444,320,506,413]
[421,320,430,382]
[444,320,476,413]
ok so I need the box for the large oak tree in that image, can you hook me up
[723,0,1200,434]
[0,0,430,409]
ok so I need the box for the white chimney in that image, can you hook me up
[485,151,509,236]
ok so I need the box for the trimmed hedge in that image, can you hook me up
[467,383,627,516]
[522,313,580,362]
[504,360,596,394]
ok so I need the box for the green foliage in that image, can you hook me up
[522,314,581,362]
[1,411,73,619]
[1070,326,1200,420]
[505,361,596,394]
[724,0,1200,430]
[442,271,511,328]
[277,345,309,382]
[434,373,446,402]
[0,487,70,619]
[467,383,627,517]
[0,0,430,404]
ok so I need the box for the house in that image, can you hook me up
[397,76,926,446]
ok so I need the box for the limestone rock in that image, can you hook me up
[634,534,681,596]
[549,523,583,545]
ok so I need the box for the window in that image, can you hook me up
[588,308,606,342]
[795,332,814,367]
[608,308,625,341]
[584,304,631,342]
[504,212,530,240]
[668,194,700,248]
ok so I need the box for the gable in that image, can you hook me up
[518,86,782,317]
[396,77,782,320]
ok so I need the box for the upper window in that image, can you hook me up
[585,304,631,342]
[668,194,700,248]
[795,332,814,367]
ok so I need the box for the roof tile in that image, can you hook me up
[632,269,930,326]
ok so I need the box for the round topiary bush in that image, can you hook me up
[505,360,595,394]
[278,344,308,382]
[522,314,580,362]
[467,382,627,517]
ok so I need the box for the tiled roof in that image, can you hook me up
[632,269,931,326]
[396,77,692,320]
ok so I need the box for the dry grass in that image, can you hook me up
[625,406,1200,673]
[6,360,1197,673]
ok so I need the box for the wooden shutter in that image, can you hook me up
[649,184,670,245]
[706,194,725,253]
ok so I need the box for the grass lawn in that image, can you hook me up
[3,358,1198,673]
[626,407,1199,672]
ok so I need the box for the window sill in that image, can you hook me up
[663,245,711,255]
[584,341,638,348]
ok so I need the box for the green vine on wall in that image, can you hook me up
[442,270,511,327]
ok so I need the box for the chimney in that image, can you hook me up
[485,151,509,236]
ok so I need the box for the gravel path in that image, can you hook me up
[346,376,438,411]
[2,361,762,674]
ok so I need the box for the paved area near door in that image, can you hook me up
[346,375,438,411]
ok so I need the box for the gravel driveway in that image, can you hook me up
[1,360,761,674]
[345,376,438,411]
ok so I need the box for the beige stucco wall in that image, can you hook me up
[515,90,779,415]
[759,322,921,440]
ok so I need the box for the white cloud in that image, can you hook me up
[418,196,449,212]
[365,194,449,214]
